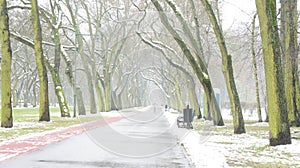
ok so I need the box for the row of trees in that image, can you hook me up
[0,0,299,146]
[1,0,149,123]
[140,0,299,146]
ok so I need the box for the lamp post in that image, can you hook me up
[73,1,78,118]
[73,42,77,117]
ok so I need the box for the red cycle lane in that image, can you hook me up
[0,117,123,163]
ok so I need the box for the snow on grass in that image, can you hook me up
[164,109,300,167]
[164,108,178,125]
[182,131,229,167]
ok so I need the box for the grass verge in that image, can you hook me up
[0,107,103,142]
[192,118,300,167]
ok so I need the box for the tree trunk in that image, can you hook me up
[78,38,97,114]
[203,80,222,124]
[200,0,245,134]
[188,79,201,118]
[12,91,17,108]
[251,14,262,122]
[280,0,300,126]
[151,0,224,126]
[30,0,50,121]
[175,79,183,111]
[32,83,37,107]
[104,73,111,112]
[65,0,97,114]
[95,79,104,111]
[76,87,86,115]
[255,0,291,146]
[23,89,29,107]
[81,0,103,113]
[60,42,86,115]
[111,91,118,110]
[0,0,13,128]
[12,78,19,107]
[204,91,211,120]
[47,63,70,117]
[43,26,70,117]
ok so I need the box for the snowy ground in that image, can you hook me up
[2,107,300,167]
[164,109,300,168]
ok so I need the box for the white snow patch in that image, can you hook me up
[164,108,300,167]
[182,131,229,167]
[56,86,62,90]
[202,72,209,80]
[98,111,122,118]
[164,109,178,125]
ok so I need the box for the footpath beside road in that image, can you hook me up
[0,107,191,168]
[0,116,123,163]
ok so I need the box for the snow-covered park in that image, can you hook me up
[165,109,300,167]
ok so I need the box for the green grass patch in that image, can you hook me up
[245,124,269,138]
[193,119,270,138]
[228,160,289,168]
[192,118,300,167]
[256,144,269,152]
[0,107,103,142]
[217,141,236,145]
[11,107,61,121]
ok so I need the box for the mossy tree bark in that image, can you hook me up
[151,0,224,126]
[200,0,245,134]
[41,4,70,117]
[46,61,70,117]
[280,0,300,126]
[251,14,262,122]
[255,0,291,146]
[51,31,70,117]
[30,0,50,121]
[103,72,112,112]
[0,0,13,128]
[204,92,211,120]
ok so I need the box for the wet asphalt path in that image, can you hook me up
[0,106,191,168]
